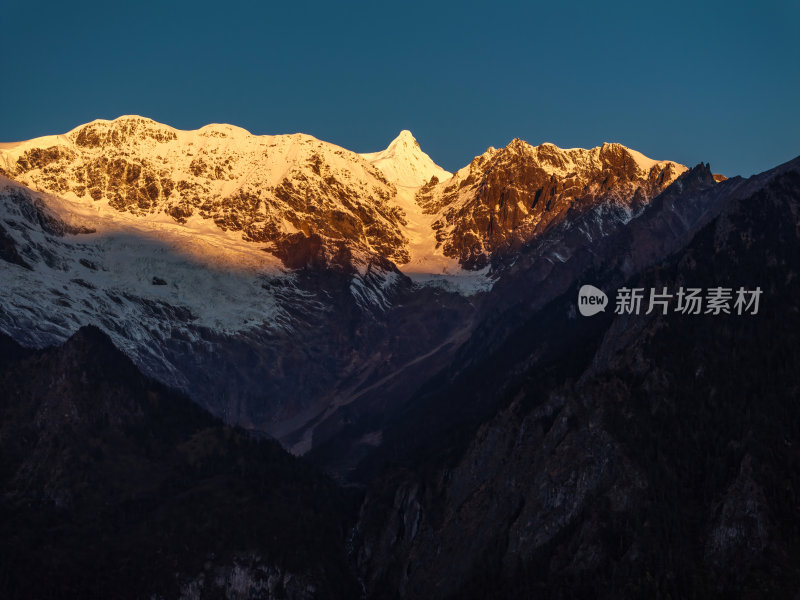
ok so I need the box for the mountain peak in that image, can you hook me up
[361,131,450,188]
[387,130,420,151]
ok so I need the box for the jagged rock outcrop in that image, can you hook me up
[1,116,410,263]
[417,139,685,268]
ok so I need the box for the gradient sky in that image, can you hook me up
[2,0,798,176]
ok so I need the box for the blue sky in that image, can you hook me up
[2,0,798,176]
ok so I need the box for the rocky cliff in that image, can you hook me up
[417,139,685,268]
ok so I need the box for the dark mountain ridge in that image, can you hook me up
[352,157,800,599]
[0,326,360,600]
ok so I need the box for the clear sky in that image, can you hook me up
[2,0,798,176]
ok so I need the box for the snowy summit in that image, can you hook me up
[360,130,451,188]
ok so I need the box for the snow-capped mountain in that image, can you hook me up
[361,129,451,188]
[0,115,684,280]
[0,116,690,456]
[1,116,413,264]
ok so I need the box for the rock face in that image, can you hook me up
[0,116,686,273]
[353,157,800,599]
[417,140,685,268]
[2,115,410,263]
